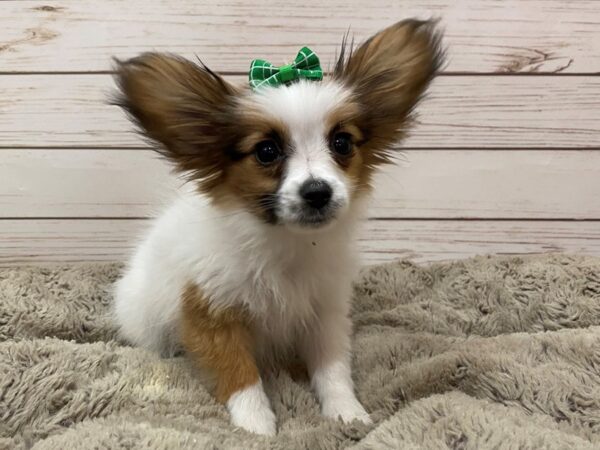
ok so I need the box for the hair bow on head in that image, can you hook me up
[249,47,323,89]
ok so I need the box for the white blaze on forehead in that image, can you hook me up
[249,80,351,136]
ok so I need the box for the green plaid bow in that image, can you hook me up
[249,47,323,89]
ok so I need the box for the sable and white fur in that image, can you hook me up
[113,20,443,435]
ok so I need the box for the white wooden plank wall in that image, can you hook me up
[1,0,599,266]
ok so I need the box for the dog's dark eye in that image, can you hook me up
[331,132,353,156]
[255,140,281,165]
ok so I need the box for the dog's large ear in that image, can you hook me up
[113,53,239,183]
[334,20,444,159]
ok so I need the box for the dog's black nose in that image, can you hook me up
[299,179,332,210]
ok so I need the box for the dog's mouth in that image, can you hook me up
[297,209,337,227]
[276,201,343,231]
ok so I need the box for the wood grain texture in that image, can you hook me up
[1,219,597,266]
[2,1,599,265]
[2,0,599,73]
[2,75,600,149]
[3,149,600,220]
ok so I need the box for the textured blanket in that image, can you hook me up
[1,254,600,449]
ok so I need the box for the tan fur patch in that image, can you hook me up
[180,284,259,403]
[213,154,282,222]
[235,107,291,154]
[325,101,377,196]
[211,110,291,222]
[324,101,363,134]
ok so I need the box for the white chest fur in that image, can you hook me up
[114,191,363,357]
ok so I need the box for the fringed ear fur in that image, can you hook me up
[334,19,445,161]
[113,53,240,188]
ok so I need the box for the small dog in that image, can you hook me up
[113,19,443,435]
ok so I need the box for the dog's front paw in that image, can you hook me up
[227,382,277,436]
[231,406,276,436]
[322,396,372,425]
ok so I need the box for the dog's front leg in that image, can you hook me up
[300,307,371,424]
[181,286,276,435]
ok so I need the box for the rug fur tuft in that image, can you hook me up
[1,254,600,449]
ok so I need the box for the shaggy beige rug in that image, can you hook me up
[1,254,600,449]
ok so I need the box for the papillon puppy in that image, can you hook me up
[113,19,443,435]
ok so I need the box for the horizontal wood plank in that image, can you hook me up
[2,149,600,220]
[360,220,600,265]
[1,219,598,266]
[2,1,599,73]
[2,75,600,149]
